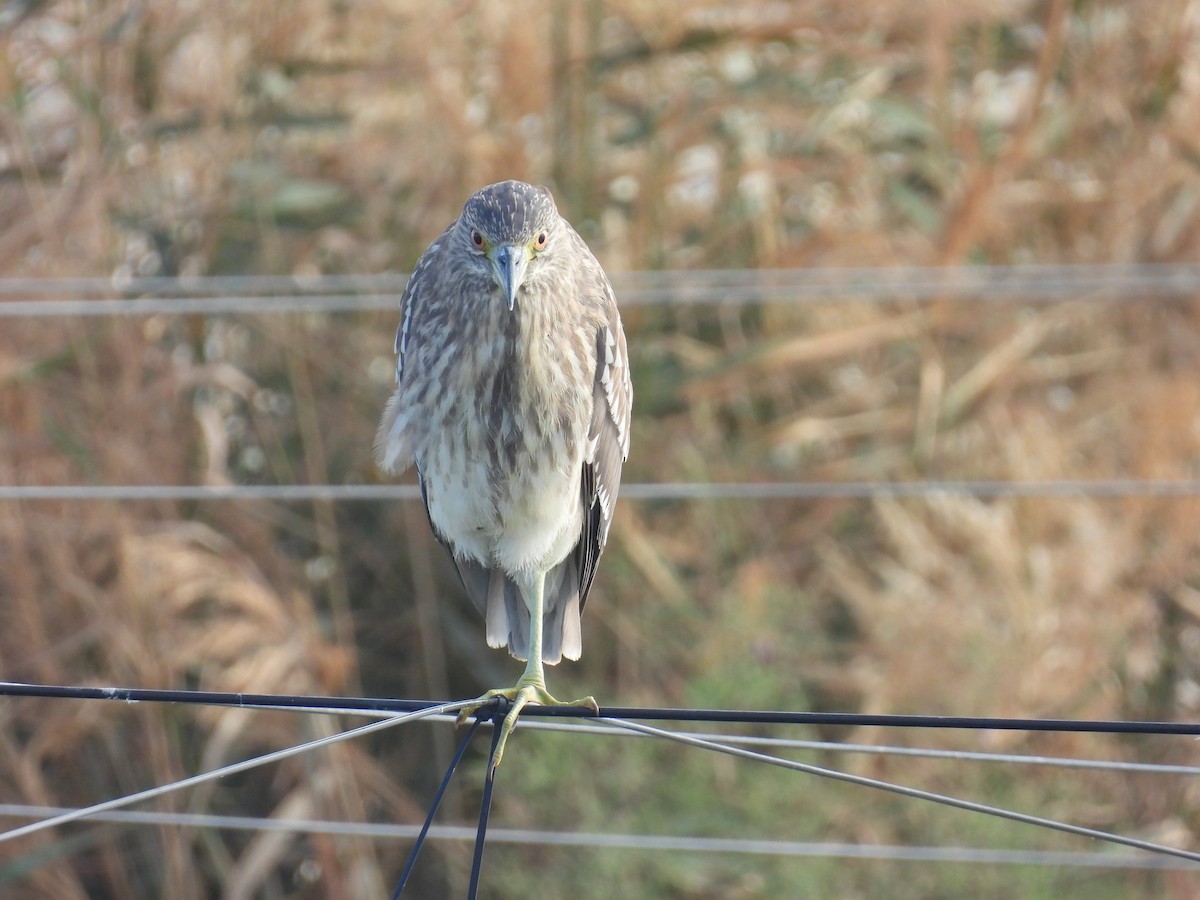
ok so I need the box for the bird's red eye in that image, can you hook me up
[535,232,547,249]
[471,230,484,248]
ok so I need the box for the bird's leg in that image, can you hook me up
[457,569,598,770]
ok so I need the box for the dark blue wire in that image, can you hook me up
[391,718,481,899]
[5,682,1200,735]
[466,720,504,900]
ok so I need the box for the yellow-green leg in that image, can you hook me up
[457,570,597,770]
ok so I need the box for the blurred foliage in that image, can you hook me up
[4,0,1200,897]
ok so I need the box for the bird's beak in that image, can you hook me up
[490,244,530,311]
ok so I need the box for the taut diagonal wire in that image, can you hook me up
[601,718,1200,867]
[0,701,471,845]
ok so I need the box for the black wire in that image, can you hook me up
[591,707,1200,736]
[467,722,504,900]
[392,719,482,899]
[3,682,1199,736]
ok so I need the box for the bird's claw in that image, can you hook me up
[456,684,598,771]
[455,688,516,727]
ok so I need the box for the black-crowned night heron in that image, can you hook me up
[376,180,632,769]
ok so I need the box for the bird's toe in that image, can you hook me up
[455,686,521,727]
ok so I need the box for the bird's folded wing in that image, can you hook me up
[575,287,632,611]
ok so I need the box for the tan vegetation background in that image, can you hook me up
[3,0,1200,897]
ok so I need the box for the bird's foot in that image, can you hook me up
[456,680,598,771]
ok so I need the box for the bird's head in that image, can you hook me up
[458,181,563,311]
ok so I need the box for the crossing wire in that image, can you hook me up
[0,700,472,846]
[3,683,1199,874]
[8,681,1200,776]
[601,718,1200,867]
[4,681,1200,735]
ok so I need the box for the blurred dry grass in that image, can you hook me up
[3,0,1200,896]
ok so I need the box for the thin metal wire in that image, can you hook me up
[0,701,471,845]
[601,718,1200,867]
[0,293,401,317]
[0,804,1193,870]
[82,698,1199,777]
[8,679,1198,781]
[280,707,1200,776]
[4,681,1200,735]
[486,718,1200,776]
[5,478,1200,503]
[1,264,1198,311]
[620,479,1200,500]
[0,273,408,296]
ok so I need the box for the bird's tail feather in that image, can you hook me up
[543,561,583,662]
[473,561,582,664]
